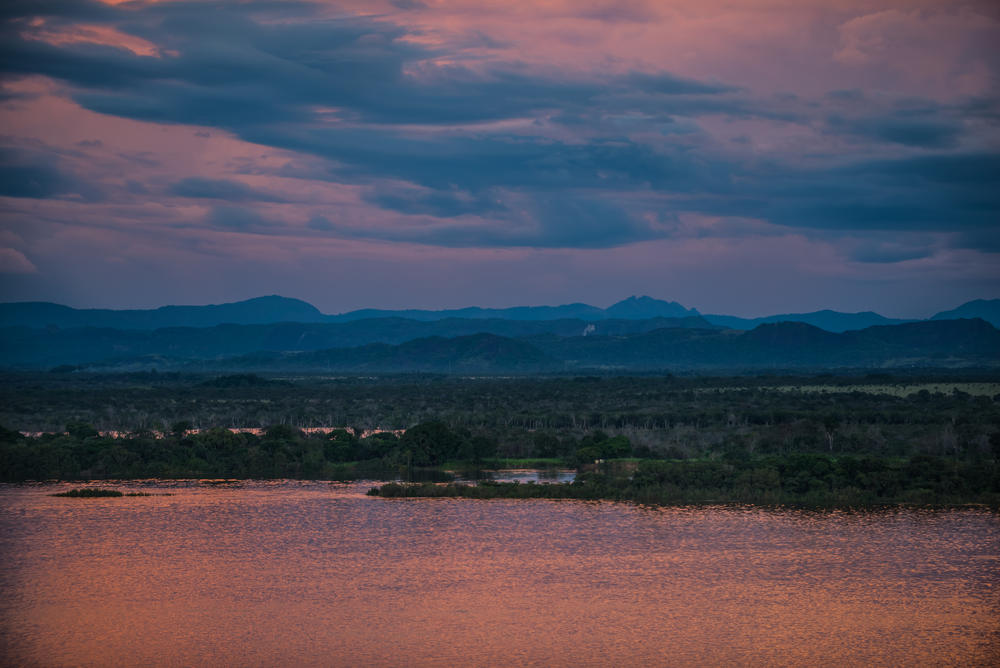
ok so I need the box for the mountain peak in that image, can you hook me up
[931,299,1000,328]
[606,296,699,319]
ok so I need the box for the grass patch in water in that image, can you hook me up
[50,488,166,497]
[52,488,123,497]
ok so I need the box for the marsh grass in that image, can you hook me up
[51,488,123,497]
[367,455,1000,509]
[50,488,166,497]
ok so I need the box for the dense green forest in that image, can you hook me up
[2,371,998,506]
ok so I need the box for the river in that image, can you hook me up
[1,480,997,666]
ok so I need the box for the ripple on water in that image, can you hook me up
[1,480,998,667]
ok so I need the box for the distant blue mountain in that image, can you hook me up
[930,299,1000,328]
[0,294,996,334]
[329,295,697,322]
[0,295,699,328]
[604,295,698,319]
[0,315,717,367]
[0,295,325,329]
[703,309,912,333]
[49,318,997,373]
[330,302,606,322]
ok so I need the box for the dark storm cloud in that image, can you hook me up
[0,0,741,129]
[0,0,995,254]
[0,148,103,201]
[848,243,935,264]
[264,128,720,192]
[2,3,612,127]
[316,194,660,248]
[666,152,1000,238]
[955,228,1000,253]
[363,184,505,218]
[0,0,113,21]
[827,114,962,148]
[168,177,286,202]
[849,153,1000,186]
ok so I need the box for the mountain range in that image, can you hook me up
[702,310,912,332]
[0,295,996,372]
[1,295,997,331]
[32,319,995,373]
[0,315,716,368]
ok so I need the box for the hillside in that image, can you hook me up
[13,318,994,373]
[703,310,912,332]
[0,296,325,329]
[930,299,1000,328]
[0,315,717,368]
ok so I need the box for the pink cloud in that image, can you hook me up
[18,22,164,57]
[0,0,995,314]
[0,248,37,274]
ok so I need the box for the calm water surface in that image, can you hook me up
[1,480,998,667]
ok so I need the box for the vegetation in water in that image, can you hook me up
[51,488,124,497]
[368,453,1000,508]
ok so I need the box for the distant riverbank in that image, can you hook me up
[369,456,1000,509]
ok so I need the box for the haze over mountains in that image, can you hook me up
[0,295,997,372]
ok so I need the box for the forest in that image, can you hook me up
[2,371,998,506]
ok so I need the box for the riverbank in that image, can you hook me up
[368,456,1000,508]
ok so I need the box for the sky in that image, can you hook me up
[0,0,998,318]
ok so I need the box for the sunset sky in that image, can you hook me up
[0,0,997,317]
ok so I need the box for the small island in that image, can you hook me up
[50,488,157,497]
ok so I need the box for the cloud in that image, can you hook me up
[251,124,726,196]
[168,177,286,202]
[316,193,663,248]
[834,7,999,96]
[388,0,427,10]
[363,183,504,218]
[306,215,334,231]
[0,247,37,274]
[125,179,148,194]
[845,238,937,264]
[827,114,962,148]
[624,71,738,96]
[658,151,1000,243]
[0,0,996,257]
[0,1,743,132]
[206,205,276,231]
[0,147,103,200]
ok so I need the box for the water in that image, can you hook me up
[469,468,576,483]
[1,480,998,667]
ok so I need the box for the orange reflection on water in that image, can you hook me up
[1,481,998,667]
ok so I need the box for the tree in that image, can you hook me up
[399,421,462,466]
[532,433,560,458]
[66,421,98,441]
[171,420,194,438]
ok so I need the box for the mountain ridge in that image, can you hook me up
[703,309,914,333]
[4,318,996,372]
[0,295,997,332]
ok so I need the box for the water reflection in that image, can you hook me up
[1,481,997,667]
[460,468,576,484]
